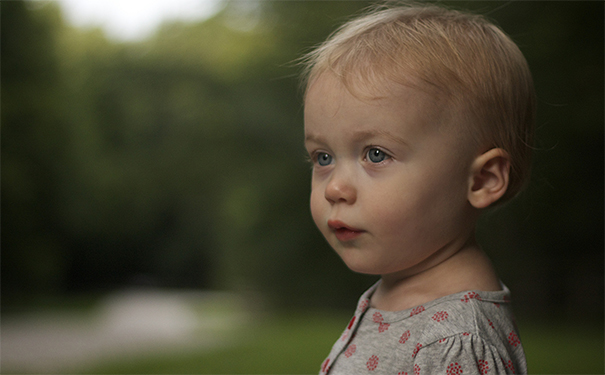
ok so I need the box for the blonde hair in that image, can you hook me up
[300,3,536,203]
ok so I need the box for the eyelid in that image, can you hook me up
[362,147,393,167]
[308,150,325,159]
[308,150,333,166]
[363,146,392,159]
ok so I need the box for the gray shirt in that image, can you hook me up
[320,281,526,374]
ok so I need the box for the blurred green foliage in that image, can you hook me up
[2,0,603,326]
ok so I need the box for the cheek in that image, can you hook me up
[373,199,419,233]
[376,175,468,242]
[309,187,325,228]
[367,183,437,236]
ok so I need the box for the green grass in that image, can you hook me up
[80,313,604,374]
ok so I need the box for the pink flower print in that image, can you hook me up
[399,330,411,344]
[488,319,495,329]
[508,331,520,347]
[378,322,390,332]
[321,358,330,374]
[359,299,369,312]
[371,311,390,332]
[462,332,470,336]
[410,305,425,316]
[461,291,481,303]
[412,343,422,358]
[398,372,408,375]
[438,338,447,343]
[366,355,379,371]
[372,312,384,324]
[432,311,449,322]
[477,360,489,374]
[446,362,463,375]
[341,331,348,341]
[502,358,516,373]
[344,344,356,358]
[493,302,501,308]
[414,364,421,375]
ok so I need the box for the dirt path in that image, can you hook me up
[1,289,248,373]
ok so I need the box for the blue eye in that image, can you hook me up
[317,153,333,166]
[367,148,388,163]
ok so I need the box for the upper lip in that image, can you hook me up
[327,220,363,232]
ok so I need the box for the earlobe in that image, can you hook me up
[468,148,511,209]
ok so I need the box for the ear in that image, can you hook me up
[468,148,511,209]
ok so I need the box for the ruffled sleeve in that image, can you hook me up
[412,332,525,374]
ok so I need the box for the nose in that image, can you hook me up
[324,167,357,205]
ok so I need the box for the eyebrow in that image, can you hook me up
[304,133,323,144]
[305,129,409,147]
[351,129,409,147]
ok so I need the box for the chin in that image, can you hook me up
[341,254,416,276]
[348,267,383,275]
[340,256,385,275]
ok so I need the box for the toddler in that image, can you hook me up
[301,3,534,374]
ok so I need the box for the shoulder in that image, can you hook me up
[411,289,516,345]
[329,285,526,374]
[408,289,526,374]
[412,332,526,374]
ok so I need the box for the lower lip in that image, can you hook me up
[334,228,364,242]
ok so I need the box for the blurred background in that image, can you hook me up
[2,0,603,373]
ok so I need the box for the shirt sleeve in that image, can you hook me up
[412,333,521,375]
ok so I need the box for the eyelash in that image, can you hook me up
[307,151,332,167]
[306,152,326,168]
[364,146,391,164]
[307,147,392,167]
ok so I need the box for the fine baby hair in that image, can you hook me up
[300,2,536,204]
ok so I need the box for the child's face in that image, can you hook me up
[304,74,477,278]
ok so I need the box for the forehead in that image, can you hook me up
[304,73,450,136]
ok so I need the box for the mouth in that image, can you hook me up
[327,220,364,242]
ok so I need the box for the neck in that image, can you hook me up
[371,233,501,311]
